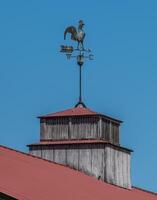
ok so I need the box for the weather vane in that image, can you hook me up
[60,20,94,107]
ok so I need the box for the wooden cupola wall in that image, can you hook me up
[39,112,121,145]
[28,106,132,189]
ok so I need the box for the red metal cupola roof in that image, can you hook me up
[38,105,122,123]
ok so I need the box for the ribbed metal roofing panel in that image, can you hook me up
[0,145,156,200]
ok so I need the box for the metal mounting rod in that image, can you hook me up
[79,64,82,103]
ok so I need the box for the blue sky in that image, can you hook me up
[0,0,157,192]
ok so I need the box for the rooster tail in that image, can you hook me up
[64,26,77,41]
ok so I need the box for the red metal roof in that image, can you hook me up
[38,106,122,123]
[39,106,99,117]
[28,139,109,145]
[0,145,156,200]
[27,139,132,152]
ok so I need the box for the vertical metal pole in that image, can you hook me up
[76,54,85,107]
[79,64,82,103]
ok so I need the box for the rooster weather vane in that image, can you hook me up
[60,20,94,107]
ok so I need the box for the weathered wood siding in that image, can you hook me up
[101,119,119,144]
[30,146,42,157]
[30,144,105,179]
[40,118,69,140]
[105,146,131,189]
[29,144,131,189]
[40,117,120,145]
[70,117,99,139]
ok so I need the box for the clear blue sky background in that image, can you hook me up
[0,0,157,192]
